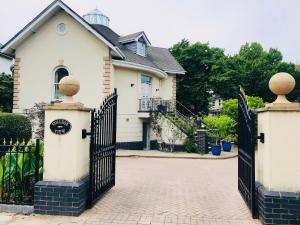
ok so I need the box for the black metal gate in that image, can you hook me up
[86,89,117,208]
[238,88,257,218]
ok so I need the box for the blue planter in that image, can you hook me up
[222,141,232,152]
[211,144,221,156]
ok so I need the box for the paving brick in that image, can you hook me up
[1,157,261,225]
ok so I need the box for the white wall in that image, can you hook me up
[15,11,109,112]
[113,67,164,143]
[0,56,13,75]
[43,107,90,182]
[257,108,300,192]
[160,74,174,100]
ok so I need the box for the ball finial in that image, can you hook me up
[269,72,295,104]
[58,75,80,103]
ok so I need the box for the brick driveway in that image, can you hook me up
[1,157,261,225]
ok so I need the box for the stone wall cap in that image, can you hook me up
[257,103,300,112]
[43,103,92,112]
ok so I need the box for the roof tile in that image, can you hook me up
[92,25,185,74]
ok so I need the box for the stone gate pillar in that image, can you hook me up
[256,72,300,225]
[34,76,91,216]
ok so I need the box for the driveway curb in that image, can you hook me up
[116,152,238,160]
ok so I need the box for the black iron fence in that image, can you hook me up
[138,98,175,113]
[0,139,43,205]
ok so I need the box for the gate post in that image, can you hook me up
[34,76,91,216]
[196,129,208,154]
[256,72,300,225]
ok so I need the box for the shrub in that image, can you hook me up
[169,116,198,153]
[219,96,265,139]
[203,115,236,143]
[0,141,43,203]
[0,113,32,142]
[24,102,46,139]
[220,96,265,121]
[246,96,266,109]
[219,99,238,121]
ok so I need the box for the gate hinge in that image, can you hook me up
[257,133,265,143]
[82,129,92,139]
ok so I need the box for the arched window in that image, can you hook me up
[54,67,69,100]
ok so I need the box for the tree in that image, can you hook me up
[0,73,13,112]
[171,40,300,116]
[170,40,227,114]
[210,42,300,103]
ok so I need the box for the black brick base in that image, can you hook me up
[117,141,184,151]
[150,140,159,150]
[117,141,143,150]
[34,177,89,216]
[256,182,300,225]
[163,143,185,151]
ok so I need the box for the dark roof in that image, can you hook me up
[91,24,120,46]
[148,47,185,73]
[0,43,13,60]
[0,52,13,60]
[119,32,143,43]
[93,25,185,74]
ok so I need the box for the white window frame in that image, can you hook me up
[52,66,69,101]
[137,42,146,57]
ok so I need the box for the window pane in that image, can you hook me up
[55,68,69,83]
[137,42,146,56]
[141,75,151,84]
[54,84,63,99]
[54,68,69,99]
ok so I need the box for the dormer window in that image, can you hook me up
[137,42,146,57]
[119,32,151,57]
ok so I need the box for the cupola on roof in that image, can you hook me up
[83,9,110,27]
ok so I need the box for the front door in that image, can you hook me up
[142,122,149,150]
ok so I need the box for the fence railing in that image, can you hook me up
[0,139,43,205]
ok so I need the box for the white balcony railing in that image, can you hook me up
[138,98,175,113]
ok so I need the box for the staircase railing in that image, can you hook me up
[176,101,206,128]
[176,100,196,118]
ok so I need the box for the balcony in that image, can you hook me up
[138,98,175,114]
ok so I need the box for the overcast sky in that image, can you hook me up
[0,0,299,63]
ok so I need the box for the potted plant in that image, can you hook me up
[216,115,237,152]
[221,135,234,152]
[209,129,222,156]
[203,116,222,156]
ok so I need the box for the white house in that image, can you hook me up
[1,0,186,150]
[0,43,13,74]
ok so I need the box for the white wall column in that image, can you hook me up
[43,105,91,182]
[257,72,300,192]
[34,75,92,216]
[256,72,300,225]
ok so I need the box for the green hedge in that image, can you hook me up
[0,113,32,142]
